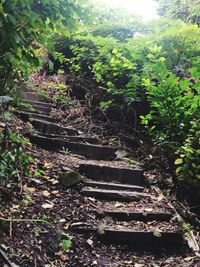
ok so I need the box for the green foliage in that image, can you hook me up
[0,0,84,95]
[55,34,143,107]
[60,233,72,251]
[53,20,200,111]
[141,58,200,147]
[59,147,71,155]
[176,120,200,185]
[146,20,200,72]
[51,16,200,187]
[0,96,32,188]
[0,123,32,188]
[46,82,73,107]
[141,48,200,183]
[156,0,200,25]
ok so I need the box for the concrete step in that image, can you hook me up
[79,163,144,186]
[82,187,149,201]
[84,180,144,192]
[29,134,117,160]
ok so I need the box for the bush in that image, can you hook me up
[0,99,32,189]
[52,18,200,186]
[53,20,200,110]
[176,120,200,185]
[141,59,200,148]
[0,0,81,94]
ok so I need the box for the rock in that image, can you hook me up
[59,169,83,187]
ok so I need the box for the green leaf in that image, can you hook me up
[189,67,200,79]
[112,48,118,54]
[175,158,183,165]
[62,239,72,251]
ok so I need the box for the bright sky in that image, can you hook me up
[98,0,159,20]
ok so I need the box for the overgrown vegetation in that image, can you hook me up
[0,0,200,264]
[0,0,83,190]
[0,97,32,191]
[0,0,200,196]
[50,3,200,188]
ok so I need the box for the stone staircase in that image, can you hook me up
[19,90,187,252]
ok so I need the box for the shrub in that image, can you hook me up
[176,120,200,185]
[0,98,32,189]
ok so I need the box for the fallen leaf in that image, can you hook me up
[115,150,127,159]
[144,208,153,212]
[184,256,196,261]
[51,190,59,196]
[123,260,133,265]
[43,175,50,180]
[63,224,69,230]
[58,251,68,262]
[157,194,164,202]
[44,162,51,168]
[128,202,135,207]
[49,178,59,185]
[42,203,54,209]
[42,190,50,197]
[31,178,43,184]
[59,218,66,223]
[150,195,158,201]
[86,239,93,247]
[115,202,124,208]
[26,187,36,193]
[88,197,96,202]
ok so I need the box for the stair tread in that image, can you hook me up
[71,224,184,247]
[17,111,56,122]
[95,209,173,221]
[35,132,99,144]
[80,163,144,186]
[29,134,117,160]
[30,120,79,135]
[85,179,144,191]
[23,99,54,108]
[82,187,149,201]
